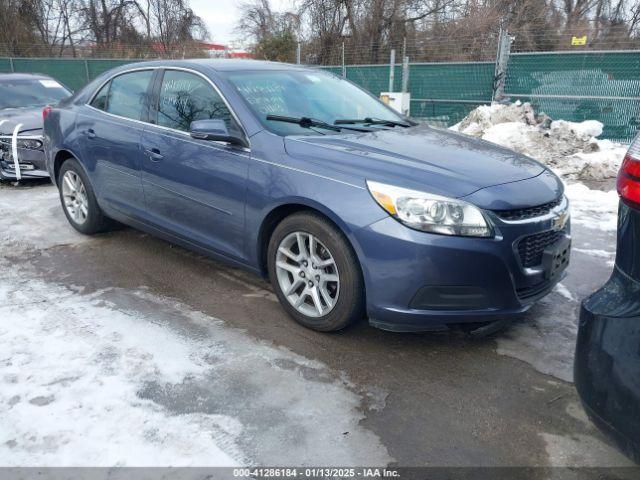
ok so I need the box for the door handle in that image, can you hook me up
[85,128,96,139]
[144,148,164,161]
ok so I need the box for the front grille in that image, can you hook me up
[0,139,10,162]
[517,229,564,268]
[495,197,562,221]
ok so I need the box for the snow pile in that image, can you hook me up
[564,183,620,231]
[452,101,628,181]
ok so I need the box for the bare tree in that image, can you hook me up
[236,0,300,61]
[135,0,208,52]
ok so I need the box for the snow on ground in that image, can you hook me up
[554,282,576,302]
[0,185,89,249]
[0,185,391,467]
[0,262,240,466]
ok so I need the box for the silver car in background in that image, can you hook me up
[0,73,71,181]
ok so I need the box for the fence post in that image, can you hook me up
[296,42,301,64]
[492,28,512,102]
[9,57,15,73]
[388,49,396,92]
[341,42,346,77]
[401,56,409,93]
[84,59,90,83]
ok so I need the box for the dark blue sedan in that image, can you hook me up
[575,138,640,463]
[43,60,570,332]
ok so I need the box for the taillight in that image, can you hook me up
[617,136,640,206]
[42,106,52,120]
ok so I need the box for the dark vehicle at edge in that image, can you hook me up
[43,59,571,333]
[575,137,640,464]
[0,73,71,181]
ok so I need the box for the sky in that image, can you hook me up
[190,0,295,47]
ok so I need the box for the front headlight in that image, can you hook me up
[367,180,493,237]
[17,139,43,150]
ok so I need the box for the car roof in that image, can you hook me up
[110,59,308,73]
[0,73,55,81]
[184,59,306,72]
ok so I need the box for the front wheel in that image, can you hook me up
[267,212,365,332]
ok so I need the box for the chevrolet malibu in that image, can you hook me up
[43,60,570,332]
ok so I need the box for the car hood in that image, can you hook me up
[284,124,547,199]
[0,107,43,135]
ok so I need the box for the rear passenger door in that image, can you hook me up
[140,69,249,261]
[78,69,154,218]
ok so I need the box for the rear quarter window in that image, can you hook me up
[90,82,110,111]
[99,70,153,121]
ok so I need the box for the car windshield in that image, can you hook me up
[226,70,406,136]
[0,78,71,110]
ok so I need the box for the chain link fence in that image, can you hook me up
[503,50,640,141]
[307,30,640,142]
[0,42,213,60]
[1,30,639,142]
[0,58,135,91]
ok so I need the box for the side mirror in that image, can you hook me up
[189,119,248,148]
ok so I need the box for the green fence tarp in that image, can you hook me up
[408,62,494,101]
[0,58,12,73]
[505,52,640,142]
[407,62,494,127]
[320,62,493,128]
[0,58,138,91]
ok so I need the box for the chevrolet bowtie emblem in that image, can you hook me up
[552,211,568,231]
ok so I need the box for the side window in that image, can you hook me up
[105,70,153,120]
[90,82,110,111]
[157,70,235,132]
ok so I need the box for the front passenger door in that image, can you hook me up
[141,69,249,261]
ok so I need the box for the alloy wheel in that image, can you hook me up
[275,231,340,318]
[61,170,89,225]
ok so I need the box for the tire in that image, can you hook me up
[267,211,365,332]
[58,157,113,235]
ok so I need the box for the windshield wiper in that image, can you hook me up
[334,117,414,128]
[266,115,370,132]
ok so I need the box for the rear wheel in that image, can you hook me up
[267,212,364,332]
[58,158,113,234]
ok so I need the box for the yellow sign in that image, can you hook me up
[571,36,587,46]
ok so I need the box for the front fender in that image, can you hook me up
[244,153,388,271]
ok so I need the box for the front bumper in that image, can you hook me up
[0,135,49,180]
[575,267,640,464]
[354,201,571,331]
